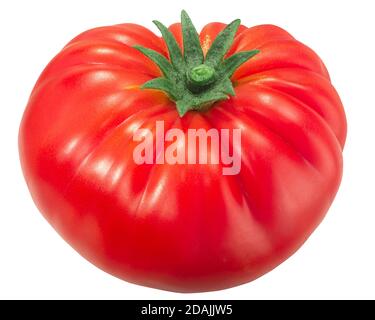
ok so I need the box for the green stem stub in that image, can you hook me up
[134,10,259,117]
[188,65,215,87]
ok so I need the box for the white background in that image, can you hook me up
[0,0,374,300]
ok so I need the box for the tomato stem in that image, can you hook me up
[187,64,216,91]
[134,10,260,117]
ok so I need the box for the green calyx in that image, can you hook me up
[134,10,259,117]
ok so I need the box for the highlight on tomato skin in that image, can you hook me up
[18,10,346,292]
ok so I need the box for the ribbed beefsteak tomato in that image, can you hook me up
[19,11,346,292]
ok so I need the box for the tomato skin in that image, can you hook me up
[19,21,346,292]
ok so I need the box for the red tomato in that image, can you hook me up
[19,12,346,292]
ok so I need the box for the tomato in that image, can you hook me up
[19,11,346,292]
